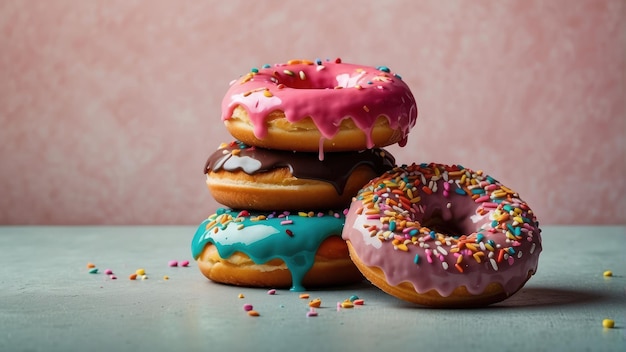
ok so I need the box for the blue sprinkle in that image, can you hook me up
[394,73,402,80]
[514,226,521,236]
[315,58,322,65]
[389,221,396,232]
[471,188,485,195]
[367,81,373,85]
[429,231,436,239]
[455,188,466,195]
[491,220,498,228]
[377,65,391,73]
[251,67,259,73]
[503,204,513,212]
[486,176,495,183]
[349,295,359,302]
[508,247,515,255]
[507,224,515,233]
[457,164,465,170]
[413,254,420,264]
[487,239,495,247]
[409,229,418,236]
[476,233,484,243]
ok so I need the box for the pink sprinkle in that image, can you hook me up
[168,260,178,267]
[267,289,277,295]
[336,302,341,311]
[243,304,253,311]
[443,182,450,190]
[425,249,433,263]
[353,299,365,305]
[104,269,113,275]
[508,257,515,265]
[109,275,117,280]
[474,195,490,203]
[180,260,190,267]
[280,220,293,225]
[307,309,318,317]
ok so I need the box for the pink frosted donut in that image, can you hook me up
[342,163,542,307]
[221,58,417,154]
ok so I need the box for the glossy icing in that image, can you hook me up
[191,208,346,291]
[205,140,395,195]
[221,59,417,149]
[342,163,542,298]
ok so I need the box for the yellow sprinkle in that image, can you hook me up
[135,268,146,276]
[163,275,169,280]
[602,319,615,328]
[603,270,613,277]
[263,90,273,97]
[238,293,245,299]
[141,275,148,280]
[395,243,408,251]
[309,298,322,308]
[283,69,294,76]
[299,70,306,80]
[298,211,308,217]
[341,300,354,308]
[473,252,484,263]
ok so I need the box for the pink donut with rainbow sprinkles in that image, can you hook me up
[342,162,542,307]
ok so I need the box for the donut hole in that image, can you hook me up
[420,209,468,238]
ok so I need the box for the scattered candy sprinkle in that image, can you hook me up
[248,310,260,317]
[86,262,96,269]
[109,275,117,280]
[308,298,322,308]
[602,319,615,328]
[129,273,137,280]
[135,268,146,276]
[88,268,98,274]
[180,260,190,267]
[267,289,277,295]
[348,295,359,302]
[306,308,318,317]
[299,293,310,299]
[243,304,254,311]
[141,275,148,280]
[238,293,245,299]
[603,270,613,277]
[163,275,169,280]
[168,260,178,267]
[340,300,354,308]
[353,299,365,305]
[104,269,113,275]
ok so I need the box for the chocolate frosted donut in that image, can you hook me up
[205,141,396,210]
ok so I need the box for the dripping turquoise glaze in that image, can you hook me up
[191,208,346,291]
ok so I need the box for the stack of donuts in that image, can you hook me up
[192,58,542,307]
[191,58,418,291]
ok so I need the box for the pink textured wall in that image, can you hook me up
[1,0,624,225]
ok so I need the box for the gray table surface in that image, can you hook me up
[0,225,624,352]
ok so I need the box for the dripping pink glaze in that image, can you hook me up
[341,163,542,298]
[221,59,418,149]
